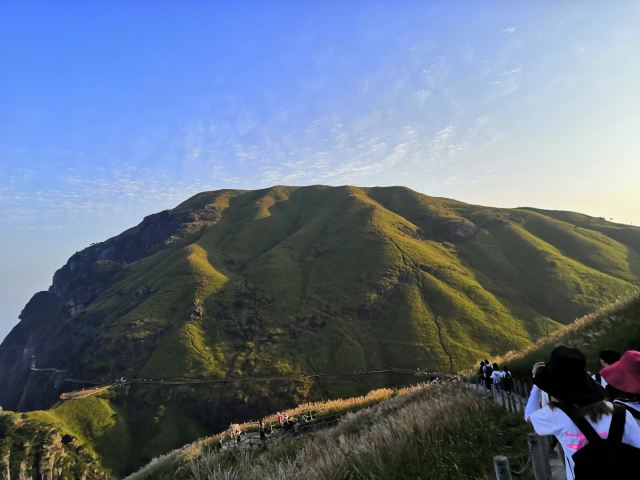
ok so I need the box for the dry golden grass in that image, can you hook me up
[182,383,527,480]
[125,386,413,479]
[492,289,640,376]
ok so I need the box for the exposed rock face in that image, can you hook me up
[0,204,219,411]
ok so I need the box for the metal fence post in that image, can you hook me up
[493,455,513,480]
[510,393,517,414]
[527,433,552,480]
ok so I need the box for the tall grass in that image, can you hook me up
[494,290,640,376]
[139,384,528,480]
[126,387,405,480]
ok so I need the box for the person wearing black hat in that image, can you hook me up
[524,346,640,480]
[592,348,621,388]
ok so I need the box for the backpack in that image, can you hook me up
[614,401,640,420]
[594,372,602,386]
[483,364,493,379]
[502,371,513,390]
[558,404,640,479]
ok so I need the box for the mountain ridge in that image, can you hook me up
[0,184,638,475]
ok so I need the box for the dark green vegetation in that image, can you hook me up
[502,291,640,378]
[128,383,530,480]
[0,407,110,479]
[0,185,638,476]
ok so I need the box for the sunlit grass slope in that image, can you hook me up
[127,383,529,480]
[497,291,640,378]
[66,186,639,385]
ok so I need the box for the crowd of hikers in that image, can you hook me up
[478,347,640,479]
[500,346,640,480]
[477,360,513,394]
[225,411,315,447]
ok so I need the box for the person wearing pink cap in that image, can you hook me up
[524,346,640,480]
[601,350,640,427]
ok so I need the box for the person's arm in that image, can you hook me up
[524,384,542,422]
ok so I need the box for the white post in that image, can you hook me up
[493,455,513,480]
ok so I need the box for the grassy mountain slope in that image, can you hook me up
[1,185,638,476]
[127,383,529,480]
[498,291,640,378]
[78,185,635,380]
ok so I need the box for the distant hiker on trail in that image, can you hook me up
[477,361,485,384]
[601,350,640,428]
[277,411,283,426]
[491,363,503,392]
[259,419,267,441]
[482,360,493,394]
[524,346,640,480]
[501,366,513,394]
[592,349,621,388]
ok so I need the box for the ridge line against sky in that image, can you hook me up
[1,1,639,340]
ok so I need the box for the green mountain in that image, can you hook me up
[0,185,638,475]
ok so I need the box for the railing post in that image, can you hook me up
[510,393,517,414]
[527,433,552,480]
[493,455,513,480]
[500,390,506,409]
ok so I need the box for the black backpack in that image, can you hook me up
[559,404,640,479]
[502,371,513,390]
[614,401,640,421]
[484,364,493,379]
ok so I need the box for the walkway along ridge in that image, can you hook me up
[463,377,565,480]
[58,368,454,400]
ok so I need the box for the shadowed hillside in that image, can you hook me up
[0,185,637,476]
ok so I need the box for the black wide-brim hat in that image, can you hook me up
[533,345,605,405]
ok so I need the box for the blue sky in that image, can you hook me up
[1,1,639,341]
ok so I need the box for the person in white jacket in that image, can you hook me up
[524,346,640,480]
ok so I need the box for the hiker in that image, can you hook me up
[601,350,640,427]
[482,360,493,394]
[259,419,267,441]
[501,366,513,393]
[277,411,283,426]
[524,346,640,480]
[477,361,485,384]
[491,363,503,392]
[593,349,621,388]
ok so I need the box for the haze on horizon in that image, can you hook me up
[1,1,639,341]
